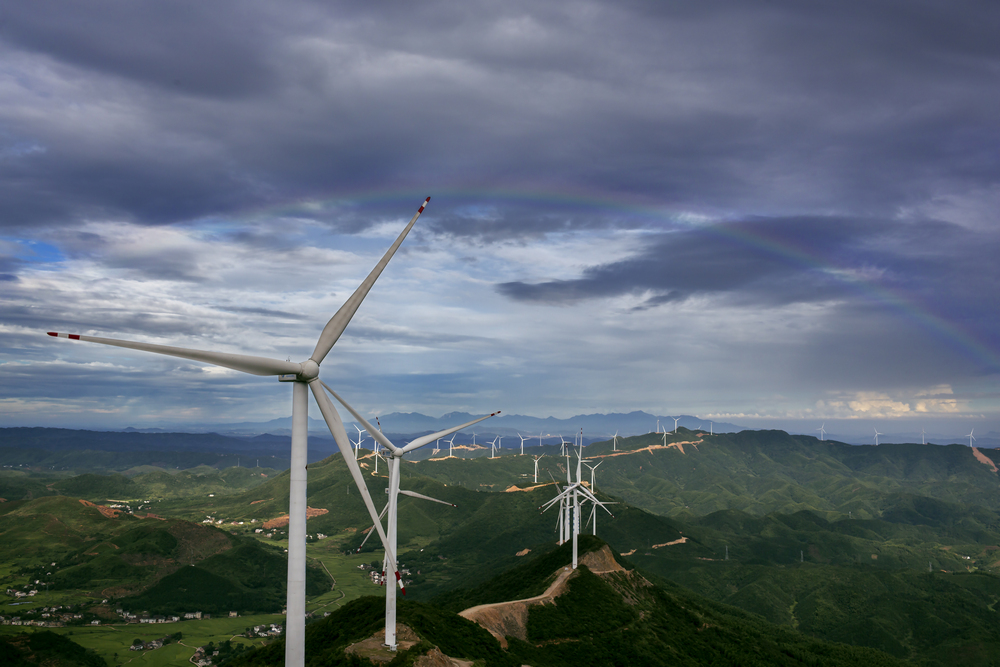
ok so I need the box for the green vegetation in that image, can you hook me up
[0,631,105,667]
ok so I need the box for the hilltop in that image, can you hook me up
[228,537,902,667]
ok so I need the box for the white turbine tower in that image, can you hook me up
[47,197,432,667]
[329,388,497,650]
[656,419,661,434]
[874,428,882,446]
[518,433,529,455]
[921,427,926,445]
[559,435,568,456]
[539,431,544,448]
[673,417,680,433]
[446,434,456,458]
[817,423,825,441]
[710,421,713,435]
[968,428,976,448]
[490,436,500,459]
[612,430,619,452]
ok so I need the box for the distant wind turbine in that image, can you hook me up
[874,428,882,446]
[921,427,926,445]
[518,433,529,455]
[47,197,433,667]
[490,436,500,459]
[967,428,976,448]
[612,430,619,452]
[540,448,613,569]
[673,417,680,433]
[446,434,456,458]
[353,425,367,459]
[710,421,713,435]
[656,419,661,434]
[532,454,544,483]
[817,423,825,441]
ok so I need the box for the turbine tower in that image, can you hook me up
[518,433,529,455]
[673,417,680,433]
[817,423,825,441]
[47,197,432,667]
[874,428,882,446]
[330,388,497,651]
[446,434,456,458]
[921,427,926,445]
[490,436,500,459]
[612,430,619,452]
[968,428,976,448]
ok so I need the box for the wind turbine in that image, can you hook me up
[353,425,367,459]
[612,430,619,452]
[661,431,668,446]
[673,416,680,433]
[540,448,613,569]
[329,388,497,651]
[46,197,432,667]
[446,434,456,458]
[538,431,544,448]
[656,419,661,434]
[559,435,568,456]
[921,427,926,445]
[968,428,976,448]
[710,421,713,435]
[816,423,825,441]
[584,460,601,491]
[490,436,500,459]
[518,433,529,455]
[874,428,882,446]
[472,432,477,447]
[532,454,544,483]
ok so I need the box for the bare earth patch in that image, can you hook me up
[263,507,329,529]
[972,447,998,473]
[591,439,704,458]
[651,537,688,549]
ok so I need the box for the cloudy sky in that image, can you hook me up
[1,0,997,436]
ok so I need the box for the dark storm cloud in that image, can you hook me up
[497,217,1000,315]
[1,1,998,233]
[0,1,281,97]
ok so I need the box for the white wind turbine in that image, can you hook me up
[559,435,568,456]
[656,418,661,434]
[612,430,619,452]
[967,428,976,448]
[921,427,926,445]
[330,389,497,651]
[532,454,544,483]
[538,430,544,448]
[661,431,668,446]
[710,421,713,435]
[490,436,500,459]
[540,448,613,569]
[874,428,882,446]
[353,425,367,459]
[446,434,457,458]
[817,423,825,441]
[518,433,529,455]
[47,197,431,667]
[673,417,680,433]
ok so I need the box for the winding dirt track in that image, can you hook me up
[458,546,625,647]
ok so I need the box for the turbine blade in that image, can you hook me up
[310,198,430,365]
[399,411,501,454]
[321,382,401,455]
[399,489,456,507]
[308,382,397,572]
[357,500,390,550]
[47,332,300,376]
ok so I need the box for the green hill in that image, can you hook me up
[228,537,903,667]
